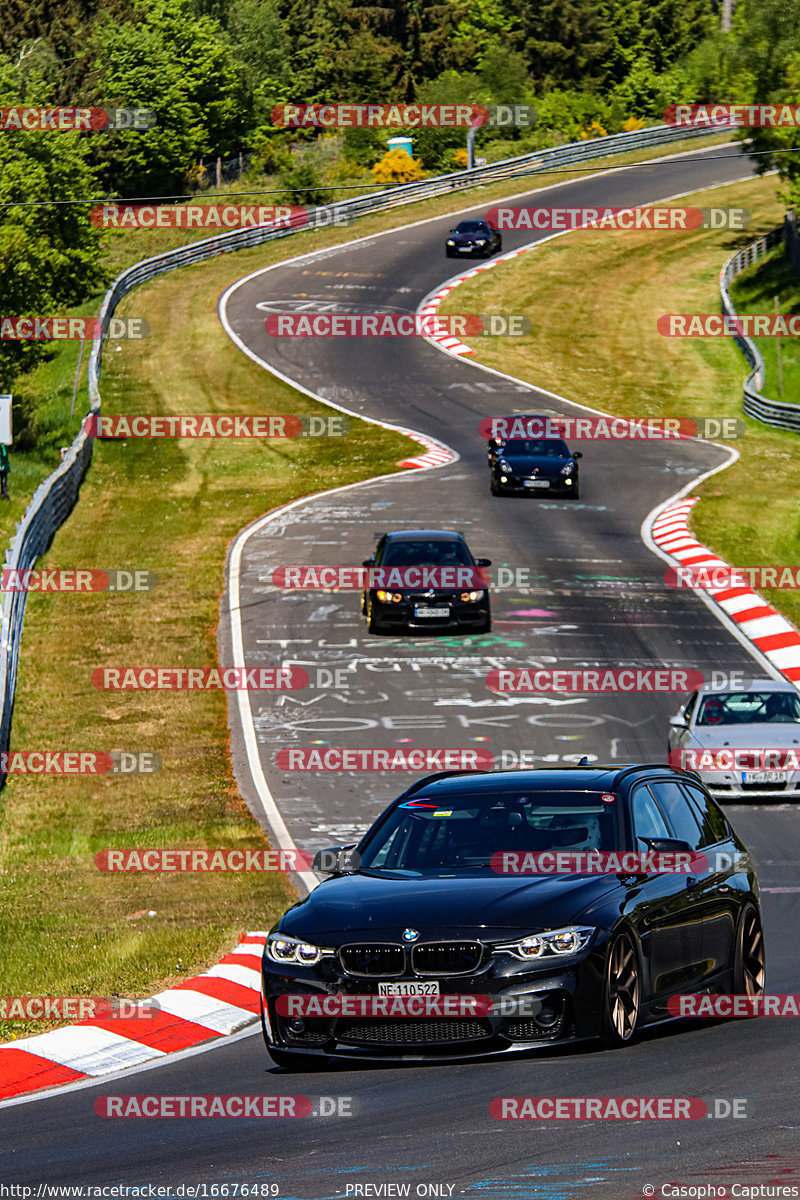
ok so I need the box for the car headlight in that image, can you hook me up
[375,590,403,603]
[497,459,511,472]
[460,590,486,602]
[559,462,575,476]
[497,926,594,961]
[476,239,487,245]
[266,934,330,966]
[447,240,455,246]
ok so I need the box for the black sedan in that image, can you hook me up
[260,764,764,1067]
[490,436,582,497]
[361,529,491,635]
[446,219,502,258]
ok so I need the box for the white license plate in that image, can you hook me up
[414,606,449,617]
[377,981,440,996]
[743,770,787,783]
[524,479,550,488]
[458,246,473,252]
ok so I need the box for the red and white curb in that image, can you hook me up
[419,246,537,358]
[652,499,800,684]
[398,431,456,469]
[0,932,267,1102]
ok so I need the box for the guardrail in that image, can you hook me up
[719,216,800,433]
[0,119,725,764]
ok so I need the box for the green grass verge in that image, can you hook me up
[0,252,413,1042]
[729,247,800,402]
[437,173,800,627]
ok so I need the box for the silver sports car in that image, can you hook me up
[667,678,800,800]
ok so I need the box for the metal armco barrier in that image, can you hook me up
[719,217,800,433]
[0,120,721,763]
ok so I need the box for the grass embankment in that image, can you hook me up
[0,253,413,1041]
[0,130,731,551]
[729,247,800,401]
[438,173,800,626]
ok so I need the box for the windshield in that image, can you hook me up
[456,221,486,233]
[358,789,619,874]
[696,691,800,726]
[501,439,570,458]
[380,540,473,567]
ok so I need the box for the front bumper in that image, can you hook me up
[447,243,490,256]
[262,945,604,1060]
[699,773,800,801]
[493,473,575,495]
[368,591,490,631]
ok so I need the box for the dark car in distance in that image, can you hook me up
[360,529,491,635]
[490,436,582,498]
[261,764,765,1067]
[446,219,502,258]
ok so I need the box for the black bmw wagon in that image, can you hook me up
[260,765,764,1068]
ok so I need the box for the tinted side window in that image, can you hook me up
[631,784,672,850]
[680,783,729,846]
[647,781,703,849]
[684,692,698,722]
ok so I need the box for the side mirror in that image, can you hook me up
[641,837,695,854]
[311,843,358,875]
[669,714,688,728]
[476,557,492,567]
[362,557,374,567]
[572,451,583,459]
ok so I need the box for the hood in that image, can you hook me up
[277,869,620,942]
[498,453,569,479]
[689,724,800,750]
[450,231,488,244]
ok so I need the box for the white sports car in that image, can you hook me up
[667,678,800,800]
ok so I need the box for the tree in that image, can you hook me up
[86,0,248,195]
[0,55,104,390]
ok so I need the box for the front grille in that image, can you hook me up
[411,941,484,976]
[504,1018,564,1042]
[336,1019,492,1045]
[339,944,406,977]
[407,591,458,603]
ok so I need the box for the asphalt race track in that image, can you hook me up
[3,143,800,1199]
